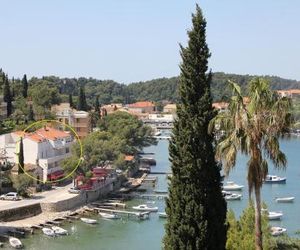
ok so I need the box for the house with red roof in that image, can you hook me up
[127,101,156,113]
[0,126,74,182]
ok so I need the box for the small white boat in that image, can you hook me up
[276,197,295,203]
[80,217,98,224]
[154,131,161,136]
[99,212,120,219]
[222,190,232,196]
[9,237,23,249]
[271,226,287,236]
[225,193,242,201]
[42,227,56,237]
[223,181,244,191]
[132,204,158,212]
[158,212,167,218]
[264,175,286,184]
[52,226,68,235]
[267,211,283,220]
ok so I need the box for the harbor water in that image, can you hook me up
[16,136,300,249]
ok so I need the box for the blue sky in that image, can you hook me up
[1,0,299,83]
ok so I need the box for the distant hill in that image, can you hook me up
[12,72,300,104]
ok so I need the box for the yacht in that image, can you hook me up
[132,204,158,212]
[264,175,286,184]
[223,181,244,191]
[276,197,295,203]
[271,226,287,236]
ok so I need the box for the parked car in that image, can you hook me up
[68,187,81,194]
[0,192,20,201]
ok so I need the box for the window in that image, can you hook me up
[66,148,69,153]
[76,127,80,132]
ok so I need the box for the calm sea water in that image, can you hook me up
[16,135,300,250]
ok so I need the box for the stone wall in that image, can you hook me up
[0,203,42,222]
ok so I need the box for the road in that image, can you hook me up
[0,183,78,211]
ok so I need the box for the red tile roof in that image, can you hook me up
[127,101,155,108]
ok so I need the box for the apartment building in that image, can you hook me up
[0,127,74,182]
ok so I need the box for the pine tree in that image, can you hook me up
[164,5,227,250]
[18,137,25,174]
[95,96,100,113]
[3,75,12,117]
[28,105,35,121]
[77,86,88,111]
[69,93,74,108]
[22,74,28,98]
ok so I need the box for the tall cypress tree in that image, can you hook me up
[94,96,100,113]
[3,75,12,117]
[18,137,25,174]
[28,105,35,121]
[69,93,74,108]
[22,74,28,98]
[164,5,227,250]
[77,86,88,111]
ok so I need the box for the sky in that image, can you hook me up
[0,0,300,83]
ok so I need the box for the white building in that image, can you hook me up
[148,114,174,123]
[0,127,74,182]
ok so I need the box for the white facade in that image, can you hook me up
[0,127,74,181]
[148,114,174,123]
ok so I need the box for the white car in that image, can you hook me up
[68,187,81,194]
[0,192,20,201]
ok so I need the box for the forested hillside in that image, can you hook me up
[1,70,300,105]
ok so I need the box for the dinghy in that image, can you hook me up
[158,212,167,218]
[276,197,295,203]
[42,227,56,237]
[80,218,98,224]
[9,237,23,249]
[52,226,68,235]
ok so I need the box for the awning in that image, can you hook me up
[48,170,64,180]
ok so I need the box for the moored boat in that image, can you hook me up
[158,212,167,218]
[267,211,283,220]
[80,218,98,224]
[99,212,120,219]
[9,237,23,249]
[42,227,56,237]
[271,226,287,236]
[51,226,68,235]
[225,193,242,201]
[132,204,158,212]
[264,175,286,184]
[276,197,295,203]
[223,181,244,191]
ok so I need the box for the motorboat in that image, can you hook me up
[99,212,120,219]
[271,226,287,236]
[225,193,242,201]
[222,190,232,196]
[267,211,283,220]
[223,181,244,191]
[154,131,161,136]
[51,226,68,235]
[132,204,158,212]
[9,237,23,249]
[80,218,98,224]
[264,175,286,184]
[42,227,56,237]
[276,197,295,203]
[158,212,167,218]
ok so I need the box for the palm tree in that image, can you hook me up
[210,78,292,250]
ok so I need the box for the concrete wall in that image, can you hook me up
[0,203,42,222]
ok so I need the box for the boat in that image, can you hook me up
[51,226,68,235]
[154,131,161,136]
[132,204,158,212]
[276,197,295,203]
[271,226,287,236]
[222,190,232,196]
[225,193,242,201]
[223,181,244,191]
[80,218,98,224]
[99,212,120,219]
[158,212,167,218]
[9,237,23,249]
[267,211,283,220]
[42,227,56,237]
[154,189,168,194]
[264,175,286,184]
